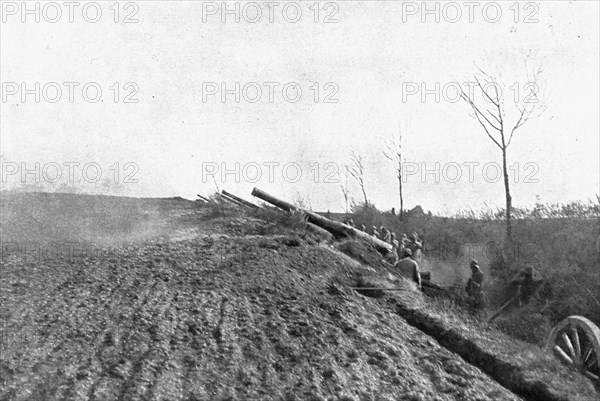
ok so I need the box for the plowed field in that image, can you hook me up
[1,193,597,400]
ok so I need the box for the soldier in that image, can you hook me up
[398,233,409,259]
[385,233,400,264]
[360,223,367,232]
[348,219,356,228]
[407,232,423,261]
[511,265,542,306]
[394,248,421,289]
[379,226,391,242]
[466,259,485,309]
[370,226,380,238]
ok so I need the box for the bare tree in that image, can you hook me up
[345,152,369,207]
[383,123,406,220]
[338,169,350,214]
[459,63,547,243]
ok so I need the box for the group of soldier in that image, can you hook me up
[466,260,542,312]
[345,220,423,260]
[345,219,424,289]
[345,218,542,314]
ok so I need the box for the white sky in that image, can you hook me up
[1,1,599,213]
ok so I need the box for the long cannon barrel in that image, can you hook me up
[221,190,259,209]
[251,187,296,212]
[218,192,245,207]
[251,187,392,254]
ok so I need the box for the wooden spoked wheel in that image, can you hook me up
[545,316,600,382]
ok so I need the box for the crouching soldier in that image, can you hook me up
[394,248,421,290]
[466,259,485,309]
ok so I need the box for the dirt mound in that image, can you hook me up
[1,193,597,400]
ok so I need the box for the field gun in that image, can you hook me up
[251,187,393,254]
[221,190,259,209]
[217,192,246,207]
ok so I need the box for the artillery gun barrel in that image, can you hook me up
[251,187,392,254]
[218,192,245,207]
[196,194,209,203]
[222,190,259,209]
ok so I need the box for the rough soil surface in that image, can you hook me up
[0,193,598,400]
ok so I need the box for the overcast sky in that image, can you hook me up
[1,1,598,213]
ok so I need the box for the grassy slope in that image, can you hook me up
[335,207,600,335]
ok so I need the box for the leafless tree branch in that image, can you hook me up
[345,152,368,205]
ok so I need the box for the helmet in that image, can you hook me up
[403,248,413,257]
[524,265,534,276]
[470,259,478,268]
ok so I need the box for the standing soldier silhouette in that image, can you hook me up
[407,232,423,261]
[511,265,542,306]
[386,233,400,264]
[380,226,391,242]
[466,259,485,309]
